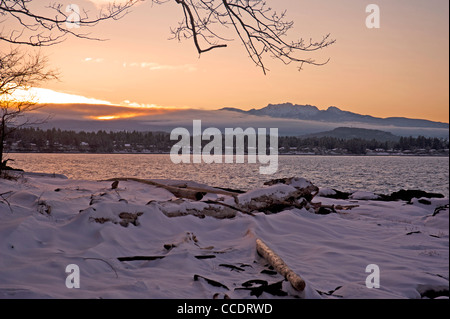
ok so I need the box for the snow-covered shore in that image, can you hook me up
[0,172,448,299]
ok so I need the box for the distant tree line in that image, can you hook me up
[4,127,449,155]
[279,135,449,154]
[5,128,173,153]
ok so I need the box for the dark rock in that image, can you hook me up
[164,243,177,251]
[433,204,449,217]
[316,206,336,215]
[321,189,352,200]
[420,288,449,299]
[381,189,444,202]
[219,264,246,272]
[111,180,119,189]
[195,255,216,260]
[119,212,143,227]
[242,279,268,288]
[406,231,421,236]
[316,286,343,297]
[194,275,229,290]
[235,280,287,297]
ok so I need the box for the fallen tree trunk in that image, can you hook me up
[105,178,242,201]
[156,199,238,219]
[105,178,206,201]
[167,183,241,197]
[235,186,312,214]
[256,239,306,292]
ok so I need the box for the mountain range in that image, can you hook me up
[222,103,449,129]
[31,102,449,139]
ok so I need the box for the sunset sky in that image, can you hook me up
[1,0,449,123]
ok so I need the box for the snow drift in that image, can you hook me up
[0,172,448,299]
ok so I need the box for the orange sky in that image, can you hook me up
[1,0,449,123]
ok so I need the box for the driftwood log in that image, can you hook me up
[105,178,240,201]
[236,189,311,214]
[155,199,238,219]
[105,177,357,218]
[106,178,206,201]
[256,238,306,292]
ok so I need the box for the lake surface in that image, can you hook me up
[7,153,449,197]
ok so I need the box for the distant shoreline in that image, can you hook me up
[6,151,449,157]
[6,153,448,198]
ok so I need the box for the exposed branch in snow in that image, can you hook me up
[83,257,118,279]
[432,204,449,217]
[117,256,166,262]
[0,190,13,213]
[256,238,305,292]
[194,274,229,290]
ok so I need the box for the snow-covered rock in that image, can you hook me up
[318,188,337,197]
[349,191,380,200]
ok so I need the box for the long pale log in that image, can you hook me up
[104,178,242,201]
[168,183,241,197]
[105,178,205,201]
[256,238,306,292]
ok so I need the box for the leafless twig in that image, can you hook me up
[83,257,119,279]
[153,0,335,74]
[0,190,13,213]
[0,0,141,46]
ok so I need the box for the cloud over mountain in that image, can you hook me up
[30,102,449,139]
[222,103,449,129]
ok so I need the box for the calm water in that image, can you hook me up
[7,153,449,197]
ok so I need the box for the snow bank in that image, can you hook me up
[0,174,448,299]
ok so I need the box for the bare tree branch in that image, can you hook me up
[0,0,142,46]
[155,0,336,74]
[0,48,58,173]
[1,1,334,73]
[0,48,58,95]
